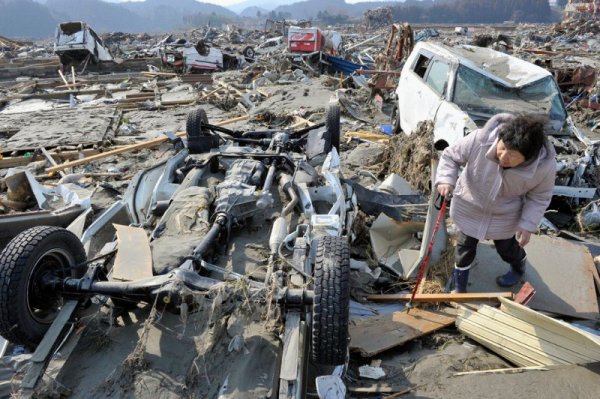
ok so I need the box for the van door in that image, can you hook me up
[398,52,450,135]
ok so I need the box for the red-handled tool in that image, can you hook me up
[406,195,450,313]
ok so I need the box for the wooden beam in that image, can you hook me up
[289,116,315,129]
[0,146,129,169]
[40,147,66,177]
[57,69,73,91]
[44,114,250,174]
[367,292,513,303]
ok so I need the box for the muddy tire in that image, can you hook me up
[186,108,209,140]
[0,226,86,348]
[325,104,341,152]
[242,46,255,59]
[311,235,350,366]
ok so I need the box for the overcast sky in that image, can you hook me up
[102,0,392,6]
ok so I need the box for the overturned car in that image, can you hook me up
[159,37,249,73]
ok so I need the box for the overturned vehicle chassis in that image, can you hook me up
[0,105,354,392]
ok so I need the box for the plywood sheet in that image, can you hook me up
[468,235,599,320]
[111,224,153,281]
[350,308,456,357]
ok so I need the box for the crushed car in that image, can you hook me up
[159,37,249,73]
[392,41,598,208]
[393,42,571,148]
[0,104,353,393]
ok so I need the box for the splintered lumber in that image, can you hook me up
[367,292,513,303]
[57,69,73,91]
[350,308,456,357]
[456,298,600,367]
[345,131,390,142]
[111,224,153,281]
[289,116,315,129]
[45,114,250,174]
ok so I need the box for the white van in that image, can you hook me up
[54,21,113,67]
[393,42,570,150]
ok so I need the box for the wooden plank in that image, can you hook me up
[44,114,250,174]
[217,80,245,98]
[347,385,394,394]
[289,116,315,129]
[454,366,552,377]
[40,147,66,177]
[0,147,126,169]
[350,308,456,357]
[111,224,153,281]
[367,292,513,303]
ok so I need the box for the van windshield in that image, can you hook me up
[453,64,567,122]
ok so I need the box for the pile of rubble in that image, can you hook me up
[0,17,600,399]
[364,7,393,30]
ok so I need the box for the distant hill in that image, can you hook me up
[273,0,356,20]
[229,1,293,14]
[121,0,238,31]
[46,0,147,33]
[0,0,56,39]
[240,6,270,18]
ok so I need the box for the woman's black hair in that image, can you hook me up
[498,114,548,161]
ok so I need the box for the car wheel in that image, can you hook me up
[186,108,208,139]
[0,226,86,349]
[242,46,255,59]
[311,235,350,366]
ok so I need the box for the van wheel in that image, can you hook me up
[311,236,350,366]
[0,226,86,349]
[325,104,341,152]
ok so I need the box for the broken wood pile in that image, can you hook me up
[0,35,28,51]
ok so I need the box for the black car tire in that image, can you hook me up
[186,108,209,140]
[311,235,350,366]
[0,226,86,348]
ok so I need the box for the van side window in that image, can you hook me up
[425,60,450,95]
[413,54,431,78]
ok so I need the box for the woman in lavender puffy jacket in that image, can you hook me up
[435,113,556,293]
